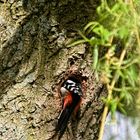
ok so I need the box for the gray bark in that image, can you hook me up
[0,0,107,140]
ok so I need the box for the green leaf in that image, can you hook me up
[111,3,121,13]
[120,88,133,105]
[117,26,129,39]
[89,37,96,46]
[67,39,87,47]
[110,99,118,116]
[102,28,111,42]
[84,21,100,32]
[93,45,98,69]
[125,64,138,87]
[118,102,127,115]
[78,31,90,42]
[128,64,138,82]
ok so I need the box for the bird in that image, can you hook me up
[56,77,83,139]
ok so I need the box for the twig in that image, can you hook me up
[98,48,126,140]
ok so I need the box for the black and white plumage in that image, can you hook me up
[60,78,83,96]
[56,77,83,139]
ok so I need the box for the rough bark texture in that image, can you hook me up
[0,0,107,140]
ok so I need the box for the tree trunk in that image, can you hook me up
[0,0,107,139]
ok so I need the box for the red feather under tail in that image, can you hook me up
[56,94,81,139]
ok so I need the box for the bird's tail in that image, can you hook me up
[56,106,74,139]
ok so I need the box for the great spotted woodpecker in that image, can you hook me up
[56,77,83,139]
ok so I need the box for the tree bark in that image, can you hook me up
[0,0,107,140]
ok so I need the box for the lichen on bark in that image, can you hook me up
[0,0,107,140]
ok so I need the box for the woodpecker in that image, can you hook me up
[56,77,83,139]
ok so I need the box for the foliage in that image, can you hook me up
[68,0,140,139]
